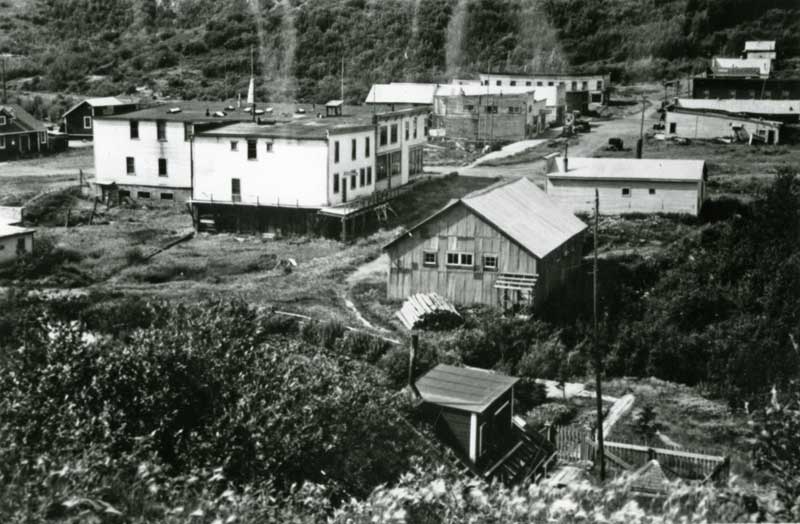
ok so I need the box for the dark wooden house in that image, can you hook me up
[416,364,554,483]
[691,77,800,100]
[62,97,139,140]
[384,177,586,308]
[0,104,51,161]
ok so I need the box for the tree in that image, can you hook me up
[633,404,660,445]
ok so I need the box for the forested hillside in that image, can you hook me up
[2,0,800,102]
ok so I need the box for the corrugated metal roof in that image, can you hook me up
[416,364,519,413]
[711,57,771,76]
[365,83,439,105]
[745,40,776,51]
[0,104,46,132]
[677,98,800,116]
[461,177,587,258]
[548,157,706,183]
[384,177,586,259]
[0,224,35,238]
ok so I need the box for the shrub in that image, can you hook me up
[300,319,346,349]
[125,246,148,265]
[336,331,391,364]
[524,402,578,431]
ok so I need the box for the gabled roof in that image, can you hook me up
[365,83,439,105]
[0,104,46,132]
[63,97,138,117]
[326,99,343,107]
[385,177,586,259]
[547,157,706,183]
[677,98,799,116]
[745,40,775,52]
[0,224,35,238]
[629,459,672,495]
[416,364,518,413]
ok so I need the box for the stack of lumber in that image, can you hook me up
[396,293,462,331]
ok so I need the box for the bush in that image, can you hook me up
[300,319,346,349]
[125,246,148,265]
[336,331,391,364]
[524,403,578,431]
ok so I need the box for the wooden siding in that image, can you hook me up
[387,203,583,307]
[546,178,704,216]
[64,102,93,138]
[427,405,471,457]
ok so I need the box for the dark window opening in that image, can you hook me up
[334,141,340,162]
[351,138,356,160]
[160,192,174,200]
[333,173,340,194]
[247,139,257,160]
[126,157,135,175]
[137,191,151,199]
[130,120,139,139]
[156,120,166,141]
[158,158,167,177]
[359,168,365,186]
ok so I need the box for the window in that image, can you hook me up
[0,136,5,149]
[597,80,603,90]
[247,139,257,160]
[510,80,516,86]
[230,141,238,151]
[536,81,543,86]
[582,81,588,90]
[365,136,370,157]
[130,120,139,139]
[366,166,372,185]
[118,190,130,199]
[764,90,772,99]
[703,89,710,99]
[649,188,656,195]
[571,81,577,90]
[485,105,498,114]
[423,251,437,266]
[379,126,388,146]
[156,120,166,141]
[137,191,151,199]
[160,192,174,200]
[0,115,6,126]
[508,106,521,114]
[84,116,92,129]
[446,252,473,267]
[496,80,502,86]
[748,90,757,99]
[334,140,340,162]
[158,158,168,177]
[390,124,398,143]
[669,122,676,133]
[782,90,790,99]
[412,118,417,139]
[359,168,365,186]
[390,151,401,176]
[591,93,602,103]
[126,157,135,175]
[621,188,631,197]
[377,153,388,181]
[483,254,498,270]
[266,142,273,152]
[231,178,241,202]
[16,238,26,254]
[350,174,356,189]
[409,147,424,175]
[728,89,736,98]
[39,132,46,144]
[548,81,554,86]
[404,121,409,140]
[184,123,193,141]
[333,173,340,194]
[525,81,532,86]
[351,138,357,160]
[465,104,475,112]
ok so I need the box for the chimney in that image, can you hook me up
[408,334,421,398]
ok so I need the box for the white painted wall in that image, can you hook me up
[0,233,33,264]
[94,119,193,190]
[328,129,376,205]
[193,135,329,207]
[546,178,704,216]
[666,111,781,144]
[375,111,427,190]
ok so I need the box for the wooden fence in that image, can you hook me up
[550,425,729,482]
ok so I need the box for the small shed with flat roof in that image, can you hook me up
[0,225,34,265]
[416,364,519,464]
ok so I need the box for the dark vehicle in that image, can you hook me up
[607,137,623,151]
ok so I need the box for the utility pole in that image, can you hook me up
[1,55,7,104]
[636,96,646,158]
[593,188,606,481]
[340,56,344,102]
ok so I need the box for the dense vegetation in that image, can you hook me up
[2,0,800,102]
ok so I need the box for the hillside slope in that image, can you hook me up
[1,0,799,101]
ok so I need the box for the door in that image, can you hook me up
[231,178,241,202]
[768,130,776,144]
[669,122,677,134]
[341,176,347,203]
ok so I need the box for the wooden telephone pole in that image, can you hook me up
[593,188,606,481]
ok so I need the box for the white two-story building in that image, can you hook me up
[93,102,251,202]
[190,107,429,235]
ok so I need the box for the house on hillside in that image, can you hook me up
[665,107,782,144]
[190,107,428,236]
[0,104,53,161]
[545,156,707,216]
[415,364,555,483]
[0,225,34,265]
[432,85,548,143]
[478,72,610,107]
[92,101,253,203]
[384,177,586,308]
[744,40,776,61]
[62,97,139,140]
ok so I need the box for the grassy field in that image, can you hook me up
[0,148,94,205]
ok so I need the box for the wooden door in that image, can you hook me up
[231,178,241,202]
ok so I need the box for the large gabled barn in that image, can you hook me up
[384,177,586,308]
